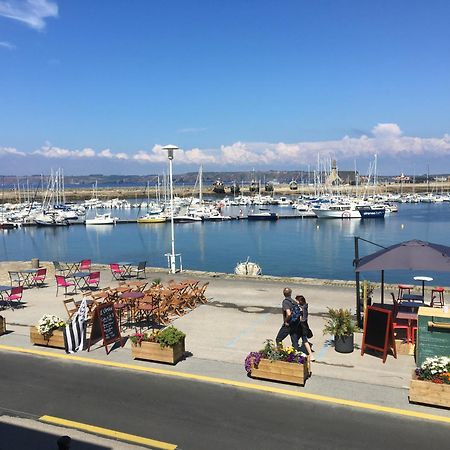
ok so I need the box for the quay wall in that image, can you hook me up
[1,260,448,293]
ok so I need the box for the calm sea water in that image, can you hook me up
[2,203,450,285]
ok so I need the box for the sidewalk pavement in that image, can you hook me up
[1,261,449,421]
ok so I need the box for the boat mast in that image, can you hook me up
[199,165,203,204]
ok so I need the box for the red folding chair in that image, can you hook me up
[110,263,125,280]
[55,275,75,296]
[80,259,92,272]
[33,268,47,287]
[86,271,100,290]
[5,286,24,309]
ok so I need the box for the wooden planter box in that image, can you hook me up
[30,326,65,349]
[131,338,185,365]
[409,373,450,409]
[250,358,309,386]
[0,316,6,336]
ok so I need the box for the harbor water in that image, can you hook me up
[1,203,450,286]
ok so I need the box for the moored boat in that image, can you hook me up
[137,214,167,224]
[357,206,386,219]
[85,213,118,225]
[247,212,278,221]
[235,258,262,276]
[34,211,69,226]
[313,203,360,219]
[173,213,203,223]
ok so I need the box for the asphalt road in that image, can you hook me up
[0,352,448,450]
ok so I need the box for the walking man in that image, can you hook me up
[275,287,300,350]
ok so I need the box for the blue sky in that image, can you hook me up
[1,0,450,175]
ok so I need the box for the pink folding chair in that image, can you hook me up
[55,275,75,296]
[33,268,47,287]
[86,271,100,290]
[110,263,125,280]
[80,259,92,272]
[5,286,24,309]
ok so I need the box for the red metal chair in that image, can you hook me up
[431,287,445,307]
[86,271,100,290]
[5,286,24,309]
[80,259,92,272]
[55,275,75,296]
[397,284,413,300]
[390,293,410,342]
[110,263,125,280]
[392,317,411,342]
[32,268,47,287]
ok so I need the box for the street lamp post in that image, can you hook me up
[163,145,179,274]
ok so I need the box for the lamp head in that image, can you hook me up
[162,144,179,160]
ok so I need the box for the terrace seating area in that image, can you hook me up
[0,260,209,336]
[82,279,209,331]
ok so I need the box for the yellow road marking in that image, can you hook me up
[40,415,177,449]
[1,344,449,425]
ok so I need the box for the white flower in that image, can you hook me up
[37,314,65,335]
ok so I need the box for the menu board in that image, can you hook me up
[89,302,122,354]
[361,306,396,363]
[417,307,450,366]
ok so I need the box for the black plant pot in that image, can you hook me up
[334,334,354,353]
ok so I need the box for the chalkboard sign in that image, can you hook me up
[88,302,122,354]
[361,306,396,363]
[417,308,450,366]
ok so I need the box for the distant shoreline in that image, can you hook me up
[2,181,450,202]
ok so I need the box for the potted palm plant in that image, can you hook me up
[323,308,357,353]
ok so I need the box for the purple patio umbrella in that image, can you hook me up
[355,239,450,273]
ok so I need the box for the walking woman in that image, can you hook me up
[295,295,315,362]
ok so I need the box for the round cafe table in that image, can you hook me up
[414,276,433,297]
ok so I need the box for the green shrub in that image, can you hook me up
[323,308,357,337]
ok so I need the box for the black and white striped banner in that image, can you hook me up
[64,298,88,353]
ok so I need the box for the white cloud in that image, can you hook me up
[2,124,450,170]
[133,146,169,163]
[372,123,402,138]
[99,148,129,160]
[0,0,58,31]
[0,41,16,50]
[132,145,217,164]
[0,146,25,156]
[33,145,95,158]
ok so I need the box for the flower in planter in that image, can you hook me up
[415,356,450,384]
[244,340,306,373]
[37,314,66,338]
[130,326,185,348]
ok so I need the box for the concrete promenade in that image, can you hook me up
[0,260,449,447]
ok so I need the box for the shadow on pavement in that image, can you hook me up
[0,422,111,450]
